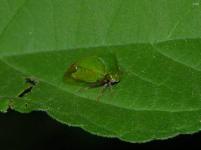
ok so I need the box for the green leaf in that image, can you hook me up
[0,0,201,143]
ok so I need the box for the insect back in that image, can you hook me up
[64,52,121,100]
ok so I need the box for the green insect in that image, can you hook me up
[64,53,121,100]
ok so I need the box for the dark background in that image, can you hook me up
[0,110,200,150]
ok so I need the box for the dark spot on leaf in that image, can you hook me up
[25,77,38,86]
[25,103,28,108]
[18,86,34,97]
[17,77,38,98]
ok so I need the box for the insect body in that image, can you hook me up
[64,54,121,100]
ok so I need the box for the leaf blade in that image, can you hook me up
[0,0,201,143]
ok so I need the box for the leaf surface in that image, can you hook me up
[0,0,201,142]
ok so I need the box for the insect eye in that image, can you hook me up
[68,64,78,73]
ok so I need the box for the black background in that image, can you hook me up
[0,110,200,150]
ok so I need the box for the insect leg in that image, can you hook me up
[97,83,108,101]
[108,82,113,92]
[108,82,115,99]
